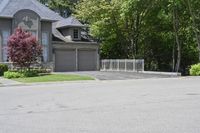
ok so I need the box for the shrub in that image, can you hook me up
[4,70,39,79]
[4,71,24,79]
[32,69,51,74]
[0,64,8,76]
[7,27,42,70]
[22,70,38,77]
[189,63,200,76]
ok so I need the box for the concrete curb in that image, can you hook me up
[52,72,100,81]
[100,70,181,76]
[139,71,181,76]
[0,79,99,88]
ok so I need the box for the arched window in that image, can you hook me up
[13,9,40,39]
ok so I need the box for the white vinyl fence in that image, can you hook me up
[101,59,144,72]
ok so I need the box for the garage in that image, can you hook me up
[78,49,97,71]
[54,48,98,72]
[55,49,76,72]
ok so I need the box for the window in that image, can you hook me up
[42,32,49,62]
[2,30,10,62]
[27,30,37,37]
[73,29,79,39]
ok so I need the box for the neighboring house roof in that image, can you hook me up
[55,16,85,29]
[0,0,63,21]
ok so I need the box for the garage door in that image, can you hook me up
[55,49,76,72]
[78,50,97,71]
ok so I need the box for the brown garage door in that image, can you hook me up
[55,49,76,72]
[78,50,97,71]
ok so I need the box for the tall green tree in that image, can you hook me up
[38,0,78,17]
[73,0,200,74]
[184,0,200,61]
[48,0,72,17]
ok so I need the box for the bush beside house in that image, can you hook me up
[190,63,200,76]
[4,70,38,79]
[7,27,42,70]
[2,27,43,79]
[0,64,8,76]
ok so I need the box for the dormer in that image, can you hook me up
[54,16,85,41]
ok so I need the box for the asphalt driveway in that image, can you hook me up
[0,77,200,133]
[57,71,178,80]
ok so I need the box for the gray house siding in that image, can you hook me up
[0,18,12,31]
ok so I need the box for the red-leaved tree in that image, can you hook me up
[7,27,42,70]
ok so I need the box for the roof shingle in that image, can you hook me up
[0,0,63,21]
[55,16,85,28]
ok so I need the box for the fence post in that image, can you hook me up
[103,60,105,70]
[142,59,145,71]
[110,59,112,71]
[117,59,120,71]
[101,60,103,70]
[104,60,106,70]
[134,59,136,72]
[125,59,127,71]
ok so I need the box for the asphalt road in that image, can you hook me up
[0,77,200,133]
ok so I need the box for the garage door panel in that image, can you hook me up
[55,50,76,72]
[78,50,97,71]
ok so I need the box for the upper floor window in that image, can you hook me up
[73,29,79,39]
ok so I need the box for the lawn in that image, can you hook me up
[14,74,94,83]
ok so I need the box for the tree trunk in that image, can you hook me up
[175,39,181,73]
[172,39,176,72]
[173,1,181,72]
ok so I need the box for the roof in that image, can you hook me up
[52,23,72,42]
[0,0,95,43]
[55,16,85,29]
[0,0,63,21]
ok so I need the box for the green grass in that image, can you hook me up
[14,74,94,83]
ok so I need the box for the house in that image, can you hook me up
[0,0,100,72]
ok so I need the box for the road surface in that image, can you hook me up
[0,77,200,133]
